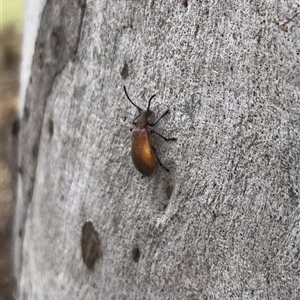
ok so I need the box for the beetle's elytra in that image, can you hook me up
[124,86,176,176]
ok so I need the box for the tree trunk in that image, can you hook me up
[15,0,300,299]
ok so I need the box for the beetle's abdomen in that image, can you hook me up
[131,129,155,176]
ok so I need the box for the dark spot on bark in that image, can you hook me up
[48,119,54,139]
[161,202,168,211]
[51,27,64,59]
[51,29,61,49]
[78,0,86,8]
[211,212,217,222]
[182,0,188,8]
[120,62,129,79]
[194,24,199,38]
[165,183,173,200]
[18,229,23,237]
[18,165,23,175]
[27,186,33,203]
[24,106,30,121]
[38,44,44,67]
[81,221,101,270]
[288,187,297,200]
[132,247,140,262]
[32,143,39,158]
[11,118,20,137]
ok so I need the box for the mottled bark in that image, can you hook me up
[16,0,300,299]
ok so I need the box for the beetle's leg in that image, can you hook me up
[149,110,170,126]
[151,146,170,172]
[150,130,177,142]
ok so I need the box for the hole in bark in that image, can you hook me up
[48,119,54,139]
[132,247,140,262]
[81,221,101,270]
[120,62,129,79]
[182,0,188,8]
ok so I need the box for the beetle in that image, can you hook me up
[124,86,176,176]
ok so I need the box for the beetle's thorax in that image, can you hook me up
[135,110,153,129]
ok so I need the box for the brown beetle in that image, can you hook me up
[124,86,176,176]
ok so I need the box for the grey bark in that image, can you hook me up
[15,0,300,299]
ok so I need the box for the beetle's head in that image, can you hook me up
[123,85,156,118]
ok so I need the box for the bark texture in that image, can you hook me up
[15,0,300,299]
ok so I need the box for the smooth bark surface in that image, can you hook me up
[15,0,300,299]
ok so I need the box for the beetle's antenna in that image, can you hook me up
[124,86,142,112]
[147,94,156,112]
